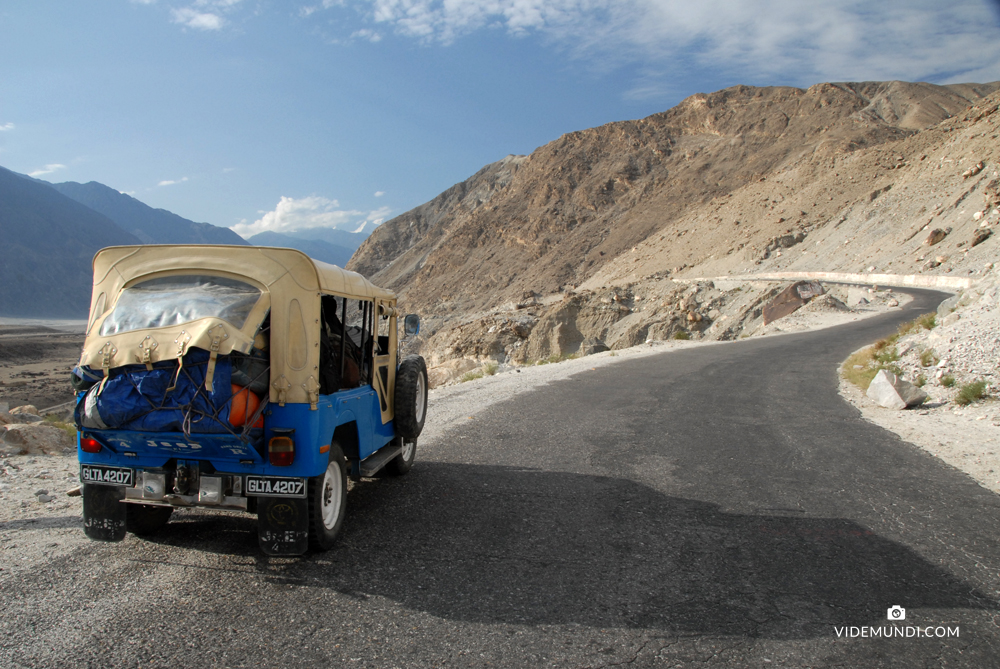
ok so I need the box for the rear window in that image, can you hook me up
[100,275,262,336]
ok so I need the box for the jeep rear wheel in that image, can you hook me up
[394,355,428,439]
[308,442,347,551]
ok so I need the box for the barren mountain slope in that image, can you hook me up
[350,81,996,315]
[348,81,1000,383]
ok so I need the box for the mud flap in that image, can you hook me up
[82,484,127,541]
[257,497,309,556]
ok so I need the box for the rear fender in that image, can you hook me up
[334,421,360,462]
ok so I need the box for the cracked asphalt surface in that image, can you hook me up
[3,288,1000,667]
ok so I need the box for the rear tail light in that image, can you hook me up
[268,436,295,466]
[81,436,102,453]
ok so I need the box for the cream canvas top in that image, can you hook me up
[81,245,396,406]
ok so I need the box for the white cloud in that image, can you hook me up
[301,0,345,16]
[158,177,189,186]
[374,190,385,197]
[231,195,391,238]
[172,7,224,30]
[351,28,382,42]
[365,205,391,224]
[168,1,245,31]
[0,123,14,132]
[322,1,1000,87]
[28,164,66,178]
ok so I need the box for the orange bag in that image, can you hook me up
[229,384,263,428]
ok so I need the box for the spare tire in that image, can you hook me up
[394,355,428,439]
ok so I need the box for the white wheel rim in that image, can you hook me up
[320,462,343,530]
[415,372,426,424]
[401,439,415,461]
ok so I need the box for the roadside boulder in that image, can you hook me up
[763,281,826,325]
[924,229,949,246]
[866,370,928,410]
[579,337,609,356]
[10,404,39,416]
[427,358,480,388]
[962,161,985,179]
[0,423,74,455]
[937,294,961,319]
[971,229,992,248]
[10,413,44,424]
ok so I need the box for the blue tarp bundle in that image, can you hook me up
[75,348,237,434]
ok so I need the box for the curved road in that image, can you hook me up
[4,288,1000,667]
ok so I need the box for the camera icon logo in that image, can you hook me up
[887,605,906,621]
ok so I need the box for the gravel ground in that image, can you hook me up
[839,269,1000,494]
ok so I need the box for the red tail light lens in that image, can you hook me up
[81,437,102,453]
[268,436,295,466]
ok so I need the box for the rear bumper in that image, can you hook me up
[81,461,308,512]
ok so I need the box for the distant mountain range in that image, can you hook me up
[246,228,372,268]
[0,167,370,317]
[0,167,143,317]
[50,180,246,246]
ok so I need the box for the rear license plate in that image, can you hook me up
[81,465,135,487]
[245,476,306,498]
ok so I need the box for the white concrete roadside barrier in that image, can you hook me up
[686,272,974,292]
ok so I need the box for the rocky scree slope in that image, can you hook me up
[890,269,1000,404]
[349,81,1000,384]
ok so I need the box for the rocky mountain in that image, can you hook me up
[0,167,142,317]
[50,180,246,246]
[347,80,1000,383]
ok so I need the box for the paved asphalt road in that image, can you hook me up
[4,288,1000,667]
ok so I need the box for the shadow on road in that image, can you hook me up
[141,462,996,640]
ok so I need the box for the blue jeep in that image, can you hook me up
[73,245,427,555]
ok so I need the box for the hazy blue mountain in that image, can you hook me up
[283,226,373,252]
[0,167,142,317]
[51,180,247,246]
[247,231,356,267]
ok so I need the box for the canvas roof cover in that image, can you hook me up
[80,245,395,405]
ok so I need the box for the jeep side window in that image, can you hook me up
[320,296,375,393]
[376,308,391,355]
[320,296,358,393]
[342,298,375,385]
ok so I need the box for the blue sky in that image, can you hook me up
[1,1,999,239]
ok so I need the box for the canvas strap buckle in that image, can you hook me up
[167,331,192,393]
[304,375,320,411]
[272,375,291,407]
[96,342,117,395]
[137,336,158,371]
[204,325,229,392]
